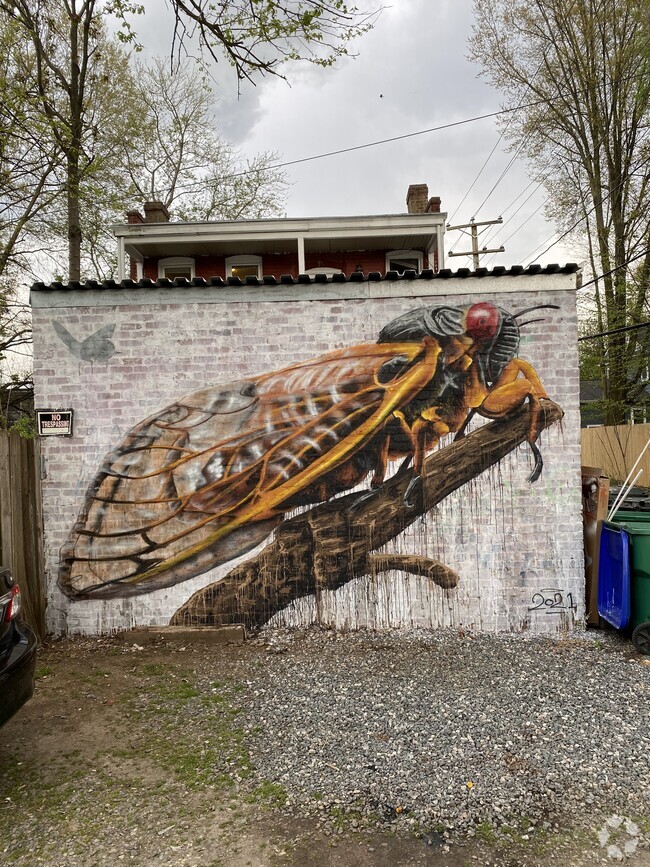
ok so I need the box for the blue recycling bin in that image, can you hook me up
[598,521,631,630]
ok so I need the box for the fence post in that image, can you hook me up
[0,430,46,638]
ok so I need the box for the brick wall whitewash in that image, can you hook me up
[31,272,584,636]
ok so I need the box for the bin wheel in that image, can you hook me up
[632,622,650,656]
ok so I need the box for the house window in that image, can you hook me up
[629,406,648,425]
[158,257,195,280]
[225,255,262,280]
[386,250,424,274]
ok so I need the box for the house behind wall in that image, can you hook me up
[31,267,584,636]
[114,184,446,282]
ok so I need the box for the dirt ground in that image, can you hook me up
[1,632,649,867]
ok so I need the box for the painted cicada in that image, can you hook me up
[58,301,558,599]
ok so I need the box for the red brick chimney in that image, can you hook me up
[406,184,429,214]
[426,196,441,213]
[126,209,144,224]
[143,201,170,223]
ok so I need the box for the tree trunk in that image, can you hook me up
[67,5,82,282]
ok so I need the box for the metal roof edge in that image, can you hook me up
[31,263,580,292]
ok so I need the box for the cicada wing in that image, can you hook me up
[59,379,280,598]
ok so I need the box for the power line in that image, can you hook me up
[447,135,508,230]
[578,248,650,291]
[484,193,549,266]
[448,0,585,232]
[579,321,650,341]
[523,148,650,266]
[214,102,549,183]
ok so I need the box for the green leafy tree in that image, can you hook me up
[0,15,62,281]
[470,0,650,424]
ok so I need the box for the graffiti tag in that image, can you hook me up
[528,589,577,613]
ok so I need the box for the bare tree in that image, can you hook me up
[470,0,650,424]
[121,59,287,222]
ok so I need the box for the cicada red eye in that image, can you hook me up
[466,302,500,341]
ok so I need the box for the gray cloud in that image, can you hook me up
[126,0,578,269]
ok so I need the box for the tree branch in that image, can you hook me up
[171,399,564,631]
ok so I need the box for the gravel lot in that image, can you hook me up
[1,626,650,866]
[242,629,650,833]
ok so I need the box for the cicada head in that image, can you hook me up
[378,302,558,387]
[466,303,520,386]
[469,302,560,386]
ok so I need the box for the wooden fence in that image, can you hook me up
[581,423,650,485]
[0,431,45,639]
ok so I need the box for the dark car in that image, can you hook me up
[0,567,37,726]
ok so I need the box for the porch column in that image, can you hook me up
[297,236,306,274]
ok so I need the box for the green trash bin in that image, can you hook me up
[613,514,650,654]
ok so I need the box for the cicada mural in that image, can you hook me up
[58,301,559,601]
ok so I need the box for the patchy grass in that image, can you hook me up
[475,821,498,844]
[246,781,288,806]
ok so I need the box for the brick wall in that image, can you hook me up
[32,274,584,636]
[143,249,432,281]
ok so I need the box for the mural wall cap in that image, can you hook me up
[30,263,581,293]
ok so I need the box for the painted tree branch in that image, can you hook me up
[367,554,460,589]
[171,400,563,631]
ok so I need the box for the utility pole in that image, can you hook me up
[446,218,505,269]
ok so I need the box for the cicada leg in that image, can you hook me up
[394,410,450,507]
[371,433,391,488]
[478,358,549,481]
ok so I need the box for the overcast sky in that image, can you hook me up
[132,0,579,270]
